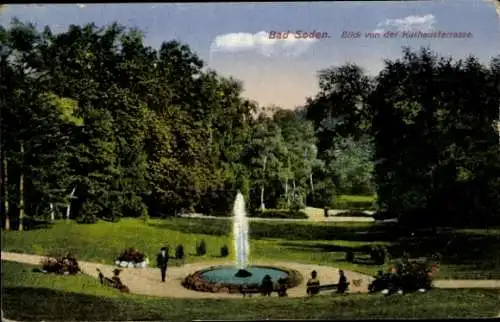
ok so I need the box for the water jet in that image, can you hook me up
[182,192,302,293]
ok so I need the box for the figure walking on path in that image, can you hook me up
[156,246,169,282]
[337,269,349,294]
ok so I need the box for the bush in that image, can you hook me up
[334,199,377,211]
[196,240,207,256]
[117,247,145,263]
[373,210,398,221]
[345,250,355,262]
[76,200,101,223]
[175,244,185,260]
[75,214,97,224]
[370,244,388,265]
[220,245,229,257]
[250,209,308,219]
[140,206,149,223]
[396,259,435,292]
[369,258,437,294]
[336,211,372,217]
[290,189,306,212]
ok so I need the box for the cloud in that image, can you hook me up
[210,31,317,57]
[76,4,86,8]
[374,14,436,33]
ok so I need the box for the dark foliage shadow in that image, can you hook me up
[278,242,371,253]
[148,219,400,242]
[2,287,162,321]
[5,217,54,231]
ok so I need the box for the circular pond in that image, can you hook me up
[201,266,288,285]
[182,265,303,294]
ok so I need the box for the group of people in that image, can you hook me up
[132,246,353,297]
[306,269,349,295]
[257,275,289,297]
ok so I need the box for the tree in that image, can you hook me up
[369,47,500,227]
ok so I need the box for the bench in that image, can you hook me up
[311,282,351,294]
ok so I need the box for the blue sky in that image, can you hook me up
[1,1,499,109]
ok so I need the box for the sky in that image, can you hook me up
[1,1,499,109]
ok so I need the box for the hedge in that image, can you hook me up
[334,200,377,211]
[250,209,308,219]
[335,211,373,218]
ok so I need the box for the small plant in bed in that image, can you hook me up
[116,248,148,268]
[39,253,81,275]
[369,257,437,294]
[196,240,207,256]
[175,244,185,260]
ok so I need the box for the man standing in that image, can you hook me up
[156,246,169,282]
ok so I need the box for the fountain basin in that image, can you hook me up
[182,265,303,294]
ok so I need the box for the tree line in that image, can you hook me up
[1,20,499,229]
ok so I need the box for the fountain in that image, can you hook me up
[233,192,251,278]
[182,192,303,294]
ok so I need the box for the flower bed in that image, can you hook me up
[182,265,303,294]
[40,254,81,275]
[115,247,149,268]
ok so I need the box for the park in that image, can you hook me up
[1,16,500,322]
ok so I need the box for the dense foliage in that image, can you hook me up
[1,20,499,229]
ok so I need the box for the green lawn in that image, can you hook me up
[2,218,500,279]
[1,218,384,276]
[3,261,499,321]
[338,195,377,203]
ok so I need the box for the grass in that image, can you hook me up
[338,195,377,203]
[3,261,500,321]
[335,195,377,211]
[2,217,500,279]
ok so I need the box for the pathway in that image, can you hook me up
[180,208,376,223]
[1,251,372,299]
[3,251,500,301]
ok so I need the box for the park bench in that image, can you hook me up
[315,279,361,294]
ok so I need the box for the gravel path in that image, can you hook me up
[3,251,500,301]
[180,208,375,223]
[1,251,373,299]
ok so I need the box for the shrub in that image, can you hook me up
[370,244,388,265]
[373,210,398,221]
[336,211,372,217]
[75,214,97,224]
[76,200,101,223]
[369,258,437,294]
[117,247,145,263]
[334,199,376,211]
[220,245,229,257]
[140,206,149,223]
[290,189,306,212]
[196,240,207,256]
[275,198,289,210]
[395,258,436,292]
[250,209,308,219]
[345,250,355,262]
[175,244,185,260]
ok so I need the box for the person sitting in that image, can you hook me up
[111,268,130,293]
[337,269,349,294]
[306,270,320,296]
[260,275,273,296]
[277,278,288,297]
[369,270,385,293]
